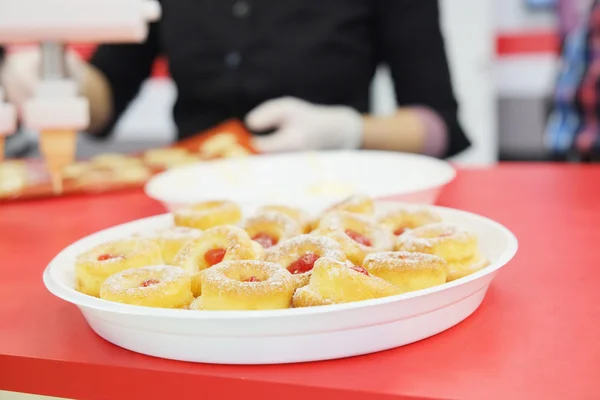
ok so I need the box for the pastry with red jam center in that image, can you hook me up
[75,238,163,297]
[100,265,193,308]
[264,234,346,288]
[379,208,442,236]
[200,260,296,310]
[243,211,301,248]
[173,225,263,272]
[314,211,394,265]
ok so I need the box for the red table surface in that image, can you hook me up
[1,163,599,400]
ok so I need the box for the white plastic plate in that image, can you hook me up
[43,201,517,365]
[144,150,456,212]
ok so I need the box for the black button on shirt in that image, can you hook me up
[224,51,242,69]
[232,1,250,18]
[90,0,470,157]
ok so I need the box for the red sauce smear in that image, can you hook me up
[350,265,370,276]
[244,276,261,282]
[393,227,406,236]
[287,253,320,275]
[252,232,278,248]
[140,279,160,287]
[97,253,120,261]
[345,229,372,247]
[204,248,226,266]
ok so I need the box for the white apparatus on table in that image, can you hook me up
[0,88,16,161]
[0,0,161,192]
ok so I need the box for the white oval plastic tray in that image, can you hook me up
[144,150,456,212]
[43,201,517,365]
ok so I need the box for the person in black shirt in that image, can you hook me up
[0,0,470,158]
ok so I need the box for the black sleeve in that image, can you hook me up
[375,0,470,158]
[88,22,160,139]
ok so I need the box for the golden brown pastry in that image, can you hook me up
[363,251,447,292]
[174,200,242,230]
[75,238,163,297]
[100,265,194,308]
[264,234,347,288]
[292,257,400,307]
[378,208,442,236]
[173,225,263,272]
[395,223,488,281]
[200,260,295,310]
[315,211,394,265]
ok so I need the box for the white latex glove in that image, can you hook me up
[0,47,85,115]
[246,97,363,153]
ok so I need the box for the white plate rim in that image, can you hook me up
[43,202,518,320]
[143,150,457,205]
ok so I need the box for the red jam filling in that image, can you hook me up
[393,227,406,236]
[140,279,160,287]
[97,253,120,261]
[345,229,372,247]
[244,276,261,282]
[204,248,226,266]
[252,232,278,248]
[350,265,370,276]
[287,253,320,275]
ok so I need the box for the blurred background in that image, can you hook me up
[3,0,585,166]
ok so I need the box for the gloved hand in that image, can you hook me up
[0,46,86,115]
[246,97,364,153]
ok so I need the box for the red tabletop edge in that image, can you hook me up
[1,163,599,400]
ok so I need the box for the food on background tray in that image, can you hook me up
[0,160,27,196]
[73,194,490,310]
[61,161,92,180]
[90,153,143,169]
[0,119,257,201]
[142,147,195,169]
[61,160,153,189]
[198,132,252,159]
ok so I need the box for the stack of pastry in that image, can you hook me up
[61,153,152,188]
[198,132,251,159]
[74,194,489,311]
[0,160,28,197]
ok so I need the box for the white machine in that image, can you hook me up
[0,88,16,159]
[0,0,161,189]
